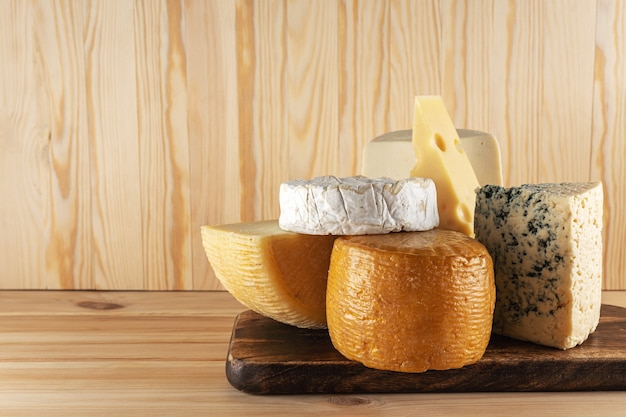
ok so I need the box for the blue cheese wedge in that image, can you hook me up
[474,182,603,349]
[279,175,439,235]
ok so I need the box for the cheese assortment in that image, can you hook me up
[200,220,336,329]
[409,96,480,237]
[326,230,495,373]
[474,182,604,349]
[278,176,439,235]
[362,128,504,187]
[200,95,606,376]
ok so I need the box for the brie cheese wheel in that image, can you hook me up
[474,182,603,349]
[278,176,439,235]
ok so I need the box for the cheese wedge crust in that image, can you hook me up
[201,220,337,329]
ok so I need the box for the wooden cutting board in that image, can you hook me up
[226,304,626,394]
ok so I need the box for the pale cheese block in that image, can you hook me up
[474,182,604,349]
[201,220,337,329]
[362,128,504,187]
[326,229,495,373]
[409,96,480,237]
[278,176,439,235]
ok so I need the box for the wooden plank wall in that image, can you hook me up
[0,0,624,290]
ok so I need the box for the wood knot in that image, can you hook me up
[326,396,371,407]
[76,301,124,310]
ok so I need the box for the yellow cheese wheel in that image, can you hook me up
[326,229,495,373]
[201,220,337,329]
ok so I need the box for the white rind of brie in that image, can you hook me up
[278,175,439,235]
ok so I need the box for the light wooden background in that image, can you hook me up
[0,0,624,290]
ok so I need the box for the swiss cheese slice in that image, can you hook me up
[278,176,439,235]
[362,128,504,187]
[474,182,603,349]
[201,220,337,329]
[326,229,495,373]
[409,96,480,237]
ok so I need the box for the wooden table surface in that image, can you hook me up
[1,290,625,417]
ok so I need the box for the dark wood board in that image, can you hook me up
[226,304,626,395]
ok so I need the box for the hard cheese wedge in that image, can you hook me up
[362,128,503,187]
[326,229,495,373]
[409,96,480,237]
[201,220,337,329]
[474,182,604,349]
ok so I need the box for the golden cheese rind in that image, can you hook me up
[201,220,336,329]
[326,229,495,373]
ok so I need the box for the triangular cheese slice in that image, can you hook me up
[410,96,480,237]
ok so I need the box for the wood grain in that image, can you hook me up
[248,0,289,220]
[0,1,57,289]
[134,0,192,290]
[491,0,543,186]
[441,0,494,132]
[0,0,625,290]
[338,0,389,177]
[389,0,442,129]
[592,0,626,289]
[1,291,625,416]
[34,0,93,290]
[185,0,239,290]
[287,0,338,180]
[538,0,596,183]
[227,305,626,395]
[84,0,144,289]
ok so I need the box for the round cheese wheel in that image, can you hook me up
[326,229,495,373]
